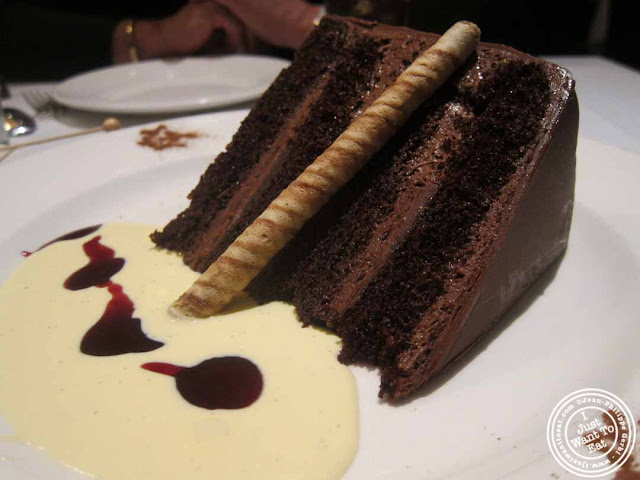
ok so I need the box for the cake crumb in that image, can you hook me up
[137,124,200,151]
[613,452,640,480]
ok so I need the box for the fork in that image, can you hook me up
[23,89,61,120]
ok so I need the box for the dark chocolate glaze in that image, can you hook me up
[435,89,578,374]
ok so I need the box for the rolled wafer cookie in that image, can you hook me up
[170,20,481,318]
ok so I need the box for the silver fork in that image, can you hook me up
[23,89,61,120]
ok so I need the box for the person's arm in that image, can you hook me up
[213,0,322,50]
[111,2,245,63]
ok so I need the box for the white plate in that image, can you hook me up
[52,56,290,114]
[1,112,639,480]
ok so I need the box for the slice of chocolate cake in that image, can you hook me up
[153,16,578,400]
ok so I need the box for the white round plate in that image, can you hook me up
[0,112,639,480]
[52,56,290,114]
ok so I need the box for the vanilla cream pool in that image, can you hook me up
[0,223,359,480]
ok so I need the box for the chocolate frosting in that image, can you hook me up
[154,16,579,400]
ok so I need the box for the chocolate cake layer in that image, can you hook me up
[155,17,578,400]
[153,17,408,271]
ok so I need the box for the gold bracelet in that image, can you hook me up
[124,18,139,62]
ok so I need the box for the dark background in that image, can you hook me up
[1,0,637,81]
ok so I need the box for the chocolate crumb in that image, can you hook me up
[614,453,640,480]
[138,124,200,151]
[599,411,640,480]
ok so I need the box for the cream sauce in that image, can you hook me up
[0,223,359,480]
